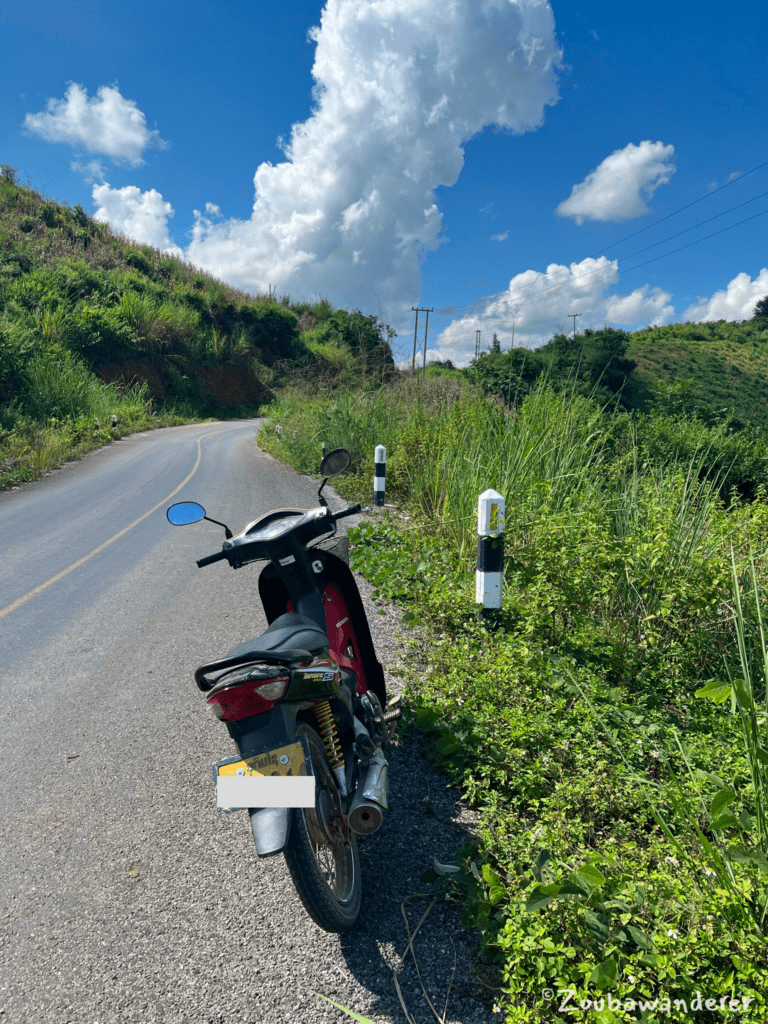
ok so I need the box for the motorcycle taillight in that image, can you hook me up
[206,673,291,723]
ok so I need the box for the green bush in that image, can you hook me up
[68,304,135,360]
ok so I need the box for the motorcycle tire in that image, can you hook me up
[283,722,362,932]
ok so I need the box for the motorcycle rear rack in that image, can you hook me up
[195,650,313,692]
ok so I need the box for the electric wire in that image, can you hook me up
[599,188,768,263]
[393,158,768,360]
[588,158,768,258]
[620,207,768,276]
[460,204,768,325]
[420,186,768,326]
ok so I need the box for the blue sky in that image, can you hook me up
[2,0,767,366]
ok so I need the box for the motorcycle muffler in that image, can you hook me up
[348,749,389,836]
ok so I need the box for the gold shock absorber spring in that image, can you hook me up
[315,700,344,772]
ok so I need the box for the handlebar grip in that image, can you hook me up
[330,504,361,522]
[196,550,227,568]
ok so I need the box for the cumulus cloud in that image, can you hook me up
[71,158,106,183]
[491,231,509,241]
[92,183,183,255]
[556,140,676,224]
[430,256,674,365]
[181,0,562,327]
[682,269,768,322]
[25,83,166,166]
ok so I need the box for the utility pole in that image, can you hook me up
[568,313,581,340]
[411,306,433,376]
[411,307,420,375]
[475,330,482,359]
[421,307,432,380]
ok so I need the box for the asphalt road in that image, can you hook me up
[0,422,494,1024]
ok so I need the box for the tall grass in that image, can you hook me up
[568,542,768,942]
[259,370,768,1009]
[21,345,150,422]
[399,379,613,559]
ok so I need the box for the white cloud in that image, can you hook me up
[25,83,166,166]
[556,140,676,224]
[430,256,674,365]
[71,158,106,183]
[491,231,509,241]
[182,0,562,327]
[92,183,183,256]
[682,269,768,322]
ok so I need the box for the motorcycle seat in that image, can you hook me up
[194,612,330,692]
[225,611,329,661]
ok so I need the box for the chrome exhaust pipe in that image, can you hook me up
[348,749,389,835]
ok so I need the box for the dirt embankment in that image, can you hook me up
[96,358,274,409]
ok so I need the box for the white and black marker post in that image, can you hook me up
[374,445,386,507]
[476,489,505,618]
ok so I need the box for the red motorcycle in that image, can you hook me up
[166,449,396,932]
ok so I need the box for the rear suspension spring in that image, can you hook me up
[315,700,345,772]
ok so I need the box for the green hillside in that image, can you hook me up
[0,167,395,488]
[465,317,768,434]
[624,319,768,431]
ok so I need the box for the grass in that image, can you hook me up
[258,374,768,1022]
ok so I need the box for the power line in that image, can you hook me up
[602,187,768,263]
[588,157,768,259]
[413,160,768,327]
[419,202,768,328]
[620,205,768,276]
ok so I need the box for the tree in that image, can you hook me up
[753,295,768,320]
[535,327,637,406]
[466,346,545,405]
[490,332,501,353]
[312,308,396,373]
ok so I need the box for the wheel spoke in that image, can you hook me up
[283,724,362,930]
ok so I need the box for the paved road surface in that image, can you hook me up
[0,422,493,1024]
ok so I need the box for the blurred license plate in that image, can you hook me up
[212,736,314,815]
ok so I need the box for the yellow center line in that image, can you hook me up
[0,429,221,621]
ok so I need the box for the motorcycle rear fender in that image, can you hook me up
[227,703,301,858]
[249,806,292,858]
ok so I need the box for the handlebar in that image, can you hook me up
[195,503,363,569]
[330,504,361,522]
[196,550,227,568]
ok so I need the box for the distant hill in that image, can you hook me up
[623,319,768,432]
[0,166,397,488]
[464,315,768,436]
[0,166,396,425]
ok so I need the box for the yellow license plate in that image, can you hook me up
[212,738,312,814]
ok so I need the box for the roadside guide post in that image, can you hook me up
[476,489,505,620]
[374,445,386,508]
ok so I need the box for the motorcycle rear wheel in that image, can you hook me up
[283,722,361,932]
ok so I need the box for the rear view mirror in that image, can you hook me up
[318,448,351,508]
[167,502,206,526]
[320,448,351,479]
